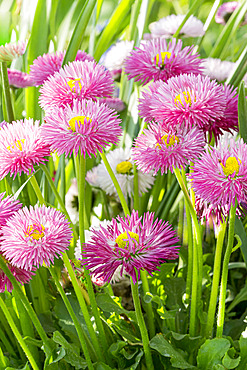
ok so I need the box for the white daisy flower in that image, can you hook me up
[149,14,205,38]
[100,40,134,78]
[86,147,155,200]
[202,58,235,82]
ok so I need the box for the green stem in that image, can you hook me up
[0,256,50,347]
[216,199,238,337]
[29,174,45,205]
[131,278,154,370]
[40,164,78,242]
[99,150,130,216]
[140,270,155,338]
[0,295,39,370]
[1,62,14,122]
[48,267,94,369]
[133,163,139,211]
[205,220,226,338]
[75,154,109,355]
[173,167,202,336]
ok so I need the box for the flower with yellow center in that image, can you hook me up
[153,51,172,67]
[68,116,92,132]
[221,157,241,177]
[26,224,45,240]
[116,161,133,174]
[115,231,139,249]
[174,91,195,107]
[7,139,25,153]
[156,134,179,149]
[66,78,82,92]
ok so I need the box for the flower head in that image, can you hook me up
[0,119,50,179]
[0,205,72,270]
[0,193,22,227]
[202,58,235,82]
[81,210,180,283]
[189,138,247,218]
[124,38,202,85]
[215,2,247,25]
[139,74,227,140]
[86,147,155,199]
[0,254,35,293]
[41,99,122,158]
[149,14,205,38]
[0,40,26,62]
[39,60,114,112]
[100,40,134,79]
[29,50,94,86]
[8,69,34,88]
[133,124,205,175]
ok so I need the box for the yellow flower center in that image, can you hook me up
[7,139,25,153]
[154,52,171,67]
[66,78,82,92]
[174,91,195,107]
[115,232,139,249]
[116,161,133,174]
[221,156,241,177]
[68,116,91,132]
[26,224,45,240]
[155,134,179,149]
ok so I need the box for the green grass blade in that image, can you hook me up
[63,0,96,65]
[238,81,247,143]
[226,45,247,87]
[94,0,135,62]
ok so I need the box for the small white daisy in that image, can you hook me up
[100,41,134,78]
[202,58,235,82]
[149,14,205,38]
[86,147,155,200]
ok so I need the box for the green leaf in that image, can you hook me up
[96,293,136,321]
[226,283,247,313]
[63,0,97,65]
[150,334,195,369]
[94,0,135,61]
[222,348,241,369]
[197,338,231,369]
[226,47,247,87]
[238,336,247,369]
[163,277,186,309]
[234,218,247,267]
[238,82,247,143]
[170,332,205,359]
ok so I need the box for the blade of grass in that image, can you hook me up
[238,81,247,143]
[226,46,247,87]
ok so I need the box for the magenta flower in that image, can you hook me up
[81,210,179,284]
[139,74,227,138]
[0,193,22,227]
[41,99,122,158]
[133,124,205,175]
[39,60,114,112]
[124,38,202,85]
[189,138,247,218]
[0,254,35,293]
[8,69,34,88]
[29,50,94,86]
[0,40,26,62]
[0,119,50,179]
[215,2,247,25]
[0,205,72,270]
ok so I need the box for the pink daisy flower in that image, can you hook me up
[29,50,94,86]
[139,74,227,140]
[0,40,26,62]
[215,2,247,25]
[0,192,22,227]
[189,138,247,216]
[133,124,205,175]
[39,60,114,112]
[0,205,72,270]
[0,254,35,293]
[81,210,179,284]
[124,38,202,85]
[41,99,122,158]
[0,119,50,179]
[8,69,34,88]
